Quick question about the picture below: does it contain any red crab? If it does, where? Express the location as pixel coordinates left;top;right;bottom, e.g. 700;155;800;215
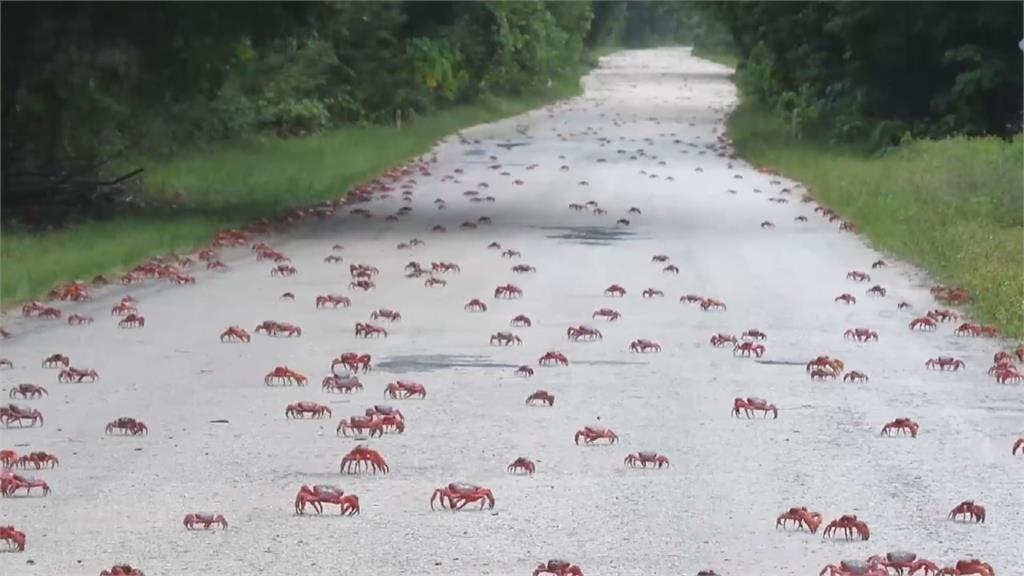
592;308;621;321
38;307;62;319
183;513;228;530
700;298;727;311
710;333;738;347
533;560;583;576
431;482;495;511
271;264;297;277
926;357;965;371
604;284;627;297
807;356;844;376
574;426;618;445
835;293;857;305
0;359;11;369
15;452;59;469
340;445;389;474
515;365;535;378
105;417;148;436
512;264;536;274
733;342;765;358
118;314;145;328
1;473;51;497
0;450;16;468
643;288;664;298
465;299;488;312
624;452;669;469
111;300;137;316
866;552;939;575
742;329;767;341
843;371;869;383
494;284;523;299
760;220;775;229
324;254;344;264
651;255;670;263
776;506;822;533
487;241;502;249
823;514;870;540
881;418;919;438
732;397;777;419
844;328;878;342
285;402;332;419
663;264;679;274
847;271;871;282
819;560;887;576
322;375;363;394
333;353;372;373
538;351;569;366
866;285;887;297
354;322;388;338
1;405;43;428
525;390;554;406
490;331;523;346
21;301;47;317
9;384;47;399
502;249;521;259
507;457;535;475
220;326;250;343
295;485;359;515
384;381;426;399
255;320;302;337
316;294;351;309
58;367;98;383
371;309;402;322
100;565;146;576
909;317;937;331
927;309;959;323
67;314;93;325
265;366;307;386
337;416;384;437
948;500;985;523
629;339;661;353
432;262;461;274
936;559;994;576
350;279;376;291
0;525;26;551
567;325;602;341
511;314;532;327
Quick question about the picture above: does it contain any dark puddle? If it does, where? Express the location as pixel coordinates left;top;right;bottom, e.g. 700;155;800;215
377;354;644;373
539;226;638;245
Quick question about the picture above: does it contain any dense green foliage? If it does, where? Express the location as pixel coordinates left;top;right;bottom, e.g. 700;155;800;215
2;2;603;222
706;2;1023;145
728;101;1024;337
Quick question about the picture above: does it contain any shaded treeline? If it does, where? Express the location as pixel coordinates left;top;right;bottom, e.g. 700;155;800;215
702;2;1023;146
0;1;698;223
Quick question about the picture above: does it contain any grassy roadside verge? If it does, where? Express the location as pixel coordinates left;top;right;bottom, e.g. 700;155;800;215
726;100;1024;338
1;75;586;307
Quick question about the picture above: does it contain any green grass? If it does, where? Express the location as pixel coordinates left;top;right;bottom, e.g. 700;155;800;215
692;46;738;70
1;75;586;306
728;101;1024;338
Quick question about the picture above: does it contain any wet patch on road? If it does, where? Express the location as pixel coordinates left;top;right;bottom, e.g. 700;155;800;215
540;226;639;245
377;354;521;373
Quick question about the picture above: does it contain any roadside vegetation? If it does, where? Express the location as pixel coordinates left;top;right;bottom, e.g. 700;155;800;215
692;2;1024;337
0;79;582;304
2;1;699;306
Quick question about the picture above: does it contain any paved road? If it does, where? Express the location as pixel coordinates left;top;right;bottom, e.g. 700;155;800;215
1;47;1019;576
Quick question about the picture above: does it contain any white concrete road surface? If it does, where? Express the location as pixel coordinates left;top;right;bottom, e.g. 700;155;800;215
1;47;1020;576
